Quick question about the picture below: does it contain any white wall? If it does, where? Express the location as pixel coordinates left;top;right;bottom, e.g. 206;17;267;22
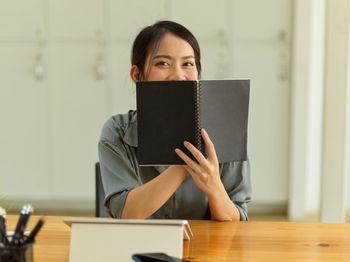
289;0;350;222
320;0;350;222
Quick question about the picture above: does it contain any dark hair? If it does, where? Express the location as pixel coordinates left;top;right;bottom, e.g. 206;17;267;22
131;20;201;79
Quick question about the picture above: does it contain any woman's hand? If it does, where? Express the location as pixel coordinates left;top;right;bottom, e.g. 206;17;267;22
175;129;225;198
175;128;241;221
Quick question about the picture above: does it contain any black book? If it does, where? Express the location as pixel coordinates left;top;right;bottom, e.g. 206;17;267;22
136;79;250;165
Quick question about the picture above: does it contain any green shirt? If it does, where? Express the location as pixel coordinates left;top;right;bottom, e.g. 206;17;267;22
98;110;252;220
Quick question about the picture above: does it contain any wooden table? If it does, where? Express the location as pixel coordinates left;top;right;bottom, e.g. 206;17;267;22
4;215;350;261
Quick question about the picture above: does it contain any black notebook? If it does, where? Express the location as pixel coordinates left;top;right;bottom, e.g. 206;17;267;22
136;79;250;165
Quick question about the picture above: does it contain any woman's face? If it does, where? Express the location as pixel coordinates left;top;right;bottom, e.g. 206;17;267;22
137;33;199;81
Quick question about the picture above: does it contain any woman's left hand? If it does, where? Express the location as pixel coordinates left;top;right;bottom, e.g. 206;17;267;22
175;129;225;197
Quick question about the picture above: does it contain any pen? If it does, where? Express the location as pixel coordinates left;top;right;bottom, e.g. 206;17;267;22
20;204;34;239
0;224;9;246
24;217;45;244
11;205;26;245
12;204;33;245
0;207;4;243
0;207;9;246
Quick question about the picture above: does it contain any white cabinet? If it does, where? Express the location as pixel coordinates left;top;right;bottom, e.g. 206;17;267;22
0;0;46;40
47;0;108;200
0;0;293;209
50;44;107;200
109;1;168;113
169;0;232;79
0;0;49;199
232;0;292;203
109;42;137;113
170;0;228;39
49;0;105;39
0;44;50;199
170;0;292;204
110;0;168;40
0;0;109;202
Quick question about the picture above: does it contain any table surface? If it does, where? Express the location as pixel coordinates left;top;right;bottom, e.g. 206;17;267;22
4;215;350;261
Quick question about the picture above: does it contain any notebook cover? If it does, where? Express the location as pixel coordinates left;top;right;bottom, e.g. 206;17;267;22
137;81;198;165
136;80;250;165
200;79;250;162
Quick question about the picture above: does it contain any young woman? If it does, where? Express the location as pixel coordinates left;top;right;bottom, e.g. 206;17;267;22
98;21;252;221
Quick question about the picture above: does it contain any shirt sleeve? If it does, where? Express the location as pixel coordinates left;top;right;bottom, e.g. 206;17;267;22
220;157;252;221
98;120;142;218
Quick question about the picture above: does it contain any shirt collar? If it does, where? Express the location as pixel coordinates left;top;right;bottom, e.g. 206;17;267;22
123;110;138;148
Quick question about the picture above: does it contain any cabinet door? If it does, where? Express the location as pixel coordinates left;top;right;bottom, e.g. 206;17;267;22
169;0;231;79
0;0;45;40
110;42;136;113
109;1;168;113
110;0;167;41
170;0;292;204
49;0;105;39
48;0;108;200
169;0;228;39
50;44;107;200
0;45;50;199
232;0;292;203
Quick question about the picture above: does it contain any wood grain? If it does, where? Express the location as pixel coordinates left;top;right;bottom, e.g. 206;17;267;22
184;220;350;261
4;215;350;261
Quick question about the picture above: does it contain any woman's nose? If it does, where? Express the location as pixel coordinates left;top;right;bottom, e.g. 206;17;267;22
167;67;186;81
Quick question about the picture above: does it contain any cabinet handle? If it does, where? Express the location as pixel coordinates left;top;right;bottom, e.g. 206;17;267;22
278;30;289;82
34;53;44;80
94;53;106;80
95;62;106;80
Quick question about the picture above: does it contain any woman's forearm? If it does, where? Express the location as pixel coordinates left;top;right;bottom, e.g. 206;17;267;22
207;185;241;221
121;166;188;219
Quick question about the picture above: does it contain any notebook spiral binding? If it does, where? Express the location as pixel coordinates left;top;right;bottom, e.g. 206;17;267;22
195;80;202;150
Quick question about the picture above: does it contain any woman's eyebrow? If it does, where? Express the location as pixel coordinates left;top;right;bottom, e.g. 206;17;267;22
182;55;195;60
152;55;195;60
152;55;171;60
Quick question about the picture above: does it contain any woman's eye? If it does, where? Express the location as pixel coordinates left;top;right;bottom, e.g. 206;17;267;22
155;61;169;66
183;62;194;67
